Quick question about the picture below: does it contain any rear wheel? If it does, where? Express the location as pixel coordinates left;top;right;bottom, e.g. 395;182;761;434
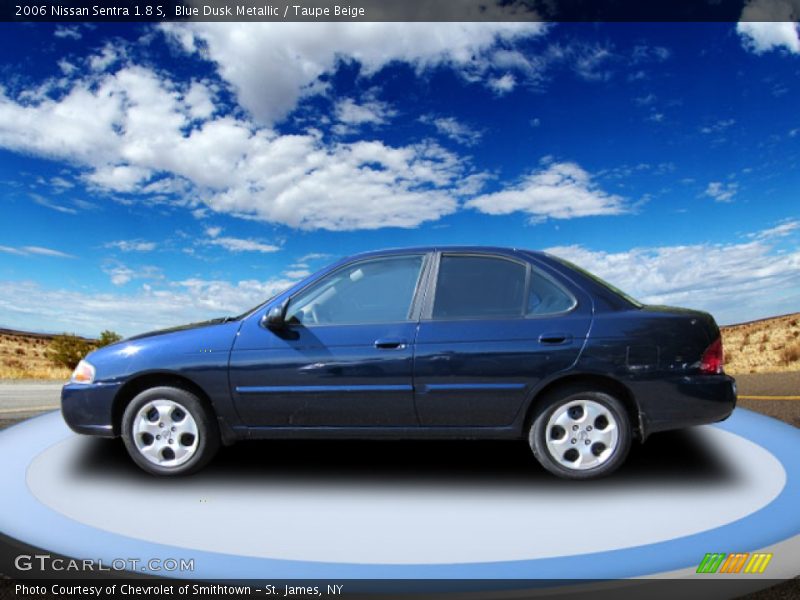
121;386;219;476
529;389;631;480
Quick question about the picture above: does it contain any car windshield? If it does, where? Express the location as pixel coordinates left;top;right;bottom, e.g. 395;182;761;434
547;254;644;308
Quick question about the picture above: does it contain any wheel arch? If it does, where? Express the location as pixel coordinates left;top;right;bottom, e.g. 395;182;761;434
112;372;216;437
522;373;643;440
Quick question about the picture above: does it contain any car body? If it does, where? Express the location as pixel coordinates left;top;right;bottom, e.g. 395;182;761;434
62;246;736;478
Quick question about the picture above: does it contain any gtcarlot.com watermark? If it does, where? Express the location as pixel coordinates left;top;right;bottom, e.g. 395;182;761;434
14;553;195;573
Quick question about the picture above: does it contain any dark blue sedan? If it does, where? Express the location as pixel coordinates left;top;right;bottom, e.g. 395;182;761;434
62;247;736;479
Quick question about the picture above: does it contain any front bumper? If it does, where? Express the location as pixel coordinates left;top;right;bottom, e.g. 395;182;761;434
61;381;122;437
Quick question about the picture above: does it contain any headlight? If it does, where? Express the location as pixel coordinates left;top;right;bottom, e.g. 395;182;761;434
70;360;96;384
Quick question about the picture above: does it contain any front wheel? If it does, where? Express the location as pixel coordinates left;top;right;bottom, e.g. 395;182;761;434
529;389;632;480
121;386;220;476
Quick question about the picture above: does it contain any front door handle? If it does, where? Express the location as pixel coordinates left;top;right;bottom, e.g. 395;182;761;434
539;333;572;345
374;338;407;350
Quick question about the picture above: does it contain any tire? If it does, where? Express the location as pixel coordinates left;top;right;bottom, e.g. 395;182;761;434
529;388;632;480
121;386;220;476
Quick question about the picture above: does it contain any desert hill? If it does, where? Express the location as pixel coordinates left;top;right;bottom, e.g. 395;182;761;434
720;312;800;375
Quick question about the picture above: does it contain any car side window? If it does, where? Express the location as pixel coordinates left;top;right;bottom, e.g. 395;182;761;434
432;255;526;319
285;255;424;326
527;270;576;315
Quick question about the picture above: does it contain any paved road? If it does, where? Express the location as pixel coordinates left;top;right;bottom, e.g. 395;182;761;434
733;372;800;429
0;380;63;418
735;372;800;397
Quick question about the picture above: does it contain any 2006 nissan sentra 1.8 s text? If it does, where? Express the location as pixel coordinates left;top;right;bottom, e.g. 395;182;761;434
62;246;736;479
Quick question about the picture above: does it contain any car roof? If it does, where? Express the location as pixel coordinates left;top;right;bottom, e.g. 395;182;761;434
345;246;547;260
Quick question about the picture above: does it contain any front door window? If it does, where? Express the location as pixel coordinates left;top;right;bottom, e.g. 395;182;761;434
286;255;424;326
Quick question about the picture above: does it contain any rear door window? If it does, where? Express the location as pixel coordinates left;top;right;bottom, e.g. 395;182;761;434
432;255;526;319
527;271;575;315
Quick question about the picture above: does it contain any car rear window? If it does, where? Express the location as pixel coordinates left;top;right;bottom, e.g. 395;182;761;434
545;253;643;308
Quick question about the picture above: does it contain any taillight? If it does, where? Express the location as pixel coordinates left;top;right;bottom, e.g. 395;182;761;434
699;336;724;374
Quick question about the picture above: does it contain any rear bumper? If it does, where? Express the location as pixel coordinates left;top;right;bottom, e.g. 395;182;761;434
635;374;737;437
61;381;121;438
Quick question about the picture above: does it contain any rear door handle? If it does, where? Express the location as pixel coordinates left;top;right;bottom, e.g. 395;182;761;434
539;333;572;345
374;338;407;350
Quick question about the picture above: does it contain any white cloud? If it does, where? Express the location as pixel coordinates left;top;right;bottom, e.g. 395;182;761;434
481;39;649;90
634;93;656;106
105;240;157;252
50;176;74;189
0;245;74;258
57;59;77;76
0;64;468;231
105;265;134;286
201;226;279;253
176;277;295;314
206;237;281;253
546;233;800;325
25;246;75;258
184;81;216;120
54;26;82;40
466;161;627;221
705;181;738;202
334;97;395;127
297;252;331;262
283;269;311;279
103;263;162;286
488;73;516;94
161;22;546;124
750;219;800;239
30;193;78;214
700;119;735;134
1;25;645;234
72;198;98;210
420;115;482;146
89;42;121;71
631;45;671;63
84;164;152;192
572;45;614;81
0;276;300;337
737;1;800;55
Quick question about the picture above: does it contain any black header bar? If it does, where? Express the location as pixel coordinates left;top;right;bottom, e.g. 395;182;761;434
4;0;800;23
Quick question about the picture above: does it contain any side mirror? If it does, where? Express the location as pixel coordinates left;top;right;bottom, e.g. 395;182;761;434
261;300;288;329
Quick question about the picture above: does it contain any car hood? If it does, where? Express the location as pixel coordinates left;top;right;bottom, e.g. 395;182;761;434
123;317;237;342
84;317;243;381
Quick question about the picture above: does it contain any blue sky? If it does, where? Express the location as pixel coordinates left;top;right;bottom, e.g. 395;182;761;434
0;21;799;336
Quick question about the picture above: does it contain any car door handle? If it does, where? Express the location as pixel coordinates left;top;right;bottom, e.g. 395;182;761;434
374;338;407;349
539;333;572;345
